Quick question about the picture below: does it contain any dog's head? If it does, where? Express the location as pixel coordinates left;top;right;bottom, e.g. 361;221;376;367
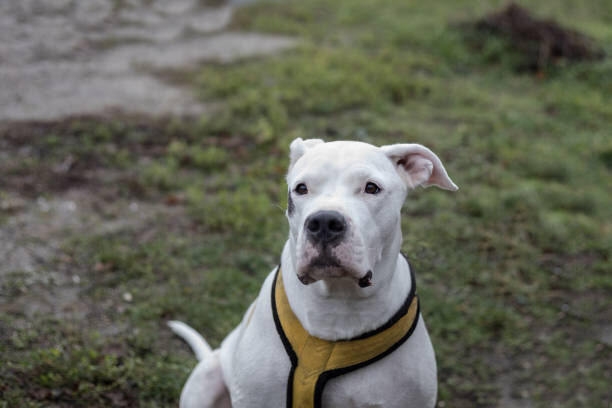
285;138;457;287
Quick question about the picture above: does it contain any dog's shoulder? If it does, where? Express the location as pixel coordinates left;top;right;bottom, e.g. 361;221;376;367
219;267;292;407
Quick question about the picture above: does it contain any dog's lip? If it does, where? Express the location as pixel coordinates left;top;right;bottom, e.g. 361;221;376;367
297;269;373;288
298;274;316;285
357;270;373;288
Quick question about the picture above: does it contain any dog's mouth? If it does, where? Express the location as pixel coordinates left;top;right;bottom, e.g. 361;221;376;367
295;223;373;288
357;270;373;287
297;254;373;288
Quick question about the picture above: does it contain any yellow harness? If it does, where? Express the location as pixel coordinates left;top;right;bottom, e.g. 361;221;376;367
271;265;420;408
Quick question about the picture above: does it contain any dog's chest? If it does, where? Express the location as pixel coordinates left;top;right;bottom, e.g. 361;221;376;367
228;331;432;408
228;337;414;408
320;343;437;407
221;272;437;408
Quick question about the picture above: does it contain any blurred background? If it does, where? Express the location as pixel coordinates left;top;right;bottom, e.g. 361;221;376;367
1;0;610;406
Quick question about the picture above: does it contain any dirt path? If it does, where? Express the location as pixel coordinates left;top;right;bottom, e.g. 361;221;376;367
0;0;295;121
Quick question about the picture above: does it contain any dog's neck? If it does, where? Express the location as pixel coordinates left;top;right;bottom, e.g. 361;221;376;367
280;231;412;341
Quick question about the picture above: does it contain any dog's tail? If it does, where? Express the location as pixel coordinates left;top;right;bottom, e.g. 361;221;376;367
167;320;212;361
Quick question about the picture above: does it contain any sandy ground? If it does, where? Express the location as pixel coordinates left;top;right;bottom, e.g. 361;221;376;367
0;0;295;121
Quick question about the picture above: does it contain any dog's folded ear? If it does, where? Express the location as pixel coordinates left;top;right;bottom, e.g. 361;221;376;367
289;138;324;170
380;143;458;191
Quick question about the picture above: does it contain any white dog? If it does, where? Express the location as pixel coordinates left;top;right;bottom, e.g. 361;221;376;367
169;138;458;408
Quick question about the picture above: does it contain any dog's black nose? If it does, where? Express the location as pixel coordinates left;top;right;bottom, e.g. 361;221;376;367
305;211;347;244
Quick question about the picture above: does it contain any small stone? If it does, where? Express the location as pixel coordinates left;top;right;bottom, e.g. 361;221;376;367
37;197;51;212
599;324;612;347
122;292;133;302
65;201;77;211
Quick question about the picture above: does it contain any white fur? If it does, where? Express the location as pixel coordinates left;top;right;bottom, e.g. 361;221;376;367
171;138;457;407
168;320;212;361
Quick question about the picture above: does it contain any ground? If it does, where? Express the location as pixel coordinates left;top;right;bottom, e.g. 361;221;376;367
1;0;611;407
0;0;293;121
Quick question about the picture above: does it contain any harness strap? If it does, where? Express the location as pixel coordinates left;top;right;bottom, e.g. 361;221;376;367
271;264;420;408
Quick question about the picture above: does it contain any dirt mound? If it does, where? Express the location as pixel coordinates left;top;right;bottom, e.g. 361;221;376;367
474;3;604;71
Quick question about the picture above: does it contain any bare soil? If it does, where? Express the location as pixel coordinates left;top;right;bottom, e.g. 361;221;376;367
0;0;295;121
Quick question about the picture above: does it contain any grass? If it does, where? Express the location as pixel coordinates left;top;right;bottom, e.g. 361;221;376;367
1;0;611;407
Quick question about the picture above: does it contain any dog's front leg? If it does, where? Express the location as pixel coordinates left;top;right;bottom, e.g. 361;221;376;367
180;350;231;408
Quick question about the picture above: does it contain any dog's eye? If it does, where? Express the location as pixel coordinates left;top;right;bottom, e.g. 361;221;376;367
295;183;308;195
364;182;381;195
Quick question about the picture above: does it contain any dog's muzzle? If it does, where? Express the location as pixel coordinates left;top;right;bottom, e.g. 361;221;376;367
298;210;372;287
